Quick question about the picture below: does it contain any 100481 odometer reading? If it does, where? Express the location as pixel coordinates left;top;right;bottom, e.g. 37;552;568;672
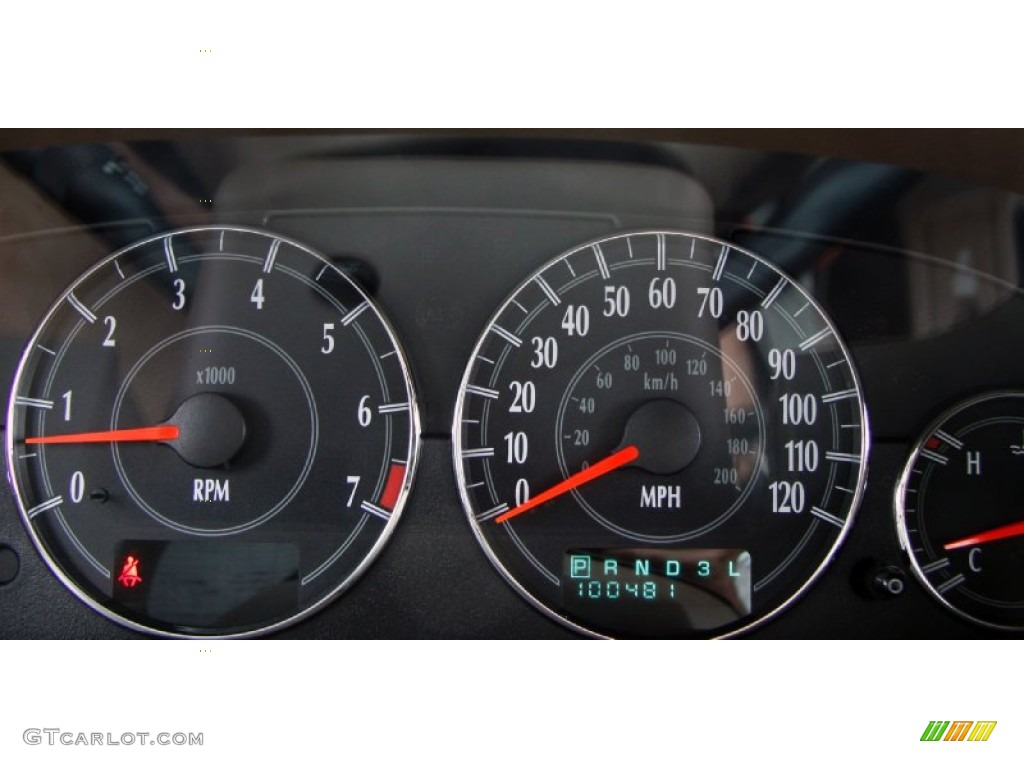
454;231;868;638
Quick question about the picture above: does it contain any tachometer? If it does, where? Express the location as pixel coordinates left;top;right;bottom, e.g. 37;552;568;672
453;231;868;638
6;226;419;637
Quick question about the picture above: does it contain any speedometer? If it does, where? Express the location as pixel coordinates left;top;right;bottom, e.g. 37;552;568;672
453;231;868;638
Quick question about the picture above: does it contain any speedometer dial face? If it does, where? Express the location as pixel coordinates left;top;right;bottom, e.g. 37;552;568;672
453;231;868;638
6;226;419;637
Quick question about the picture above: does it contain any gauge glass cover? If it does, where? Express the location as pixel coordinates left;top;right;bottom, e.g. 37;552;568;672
454;231;868;638
896;391;1024;631
6;226;419;637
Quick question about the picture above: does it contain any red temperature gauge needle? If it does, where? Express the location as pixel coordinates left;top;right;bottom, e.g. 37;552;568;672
495;444;639;524
25;425;180;445
944;520;1024;550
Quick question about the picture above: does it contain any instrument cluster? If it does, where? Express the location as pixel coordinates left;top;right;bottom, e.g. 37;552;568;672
0;132;1021;638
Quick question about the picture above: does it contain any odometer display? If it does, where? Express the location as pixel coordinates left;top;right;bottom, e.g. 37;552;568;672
562;548;752;635
454;231;867;638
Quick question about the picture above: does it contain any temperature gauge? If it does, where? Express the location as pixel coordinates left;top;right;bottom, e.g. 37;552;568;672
896;392;1024;631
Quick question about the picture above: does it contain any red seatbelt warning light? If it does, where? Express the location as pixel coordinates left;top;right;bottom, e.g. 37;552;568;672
117;555;142;588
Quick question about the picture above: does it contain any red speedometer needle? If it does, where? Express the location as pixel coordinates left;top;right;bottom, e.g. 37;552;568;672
495;444;639;524
944;521;1024;550
25;425;180;445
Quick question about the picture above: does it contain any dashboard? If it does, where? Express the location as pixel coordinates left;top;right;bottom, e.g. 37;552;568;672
0;129;1022;638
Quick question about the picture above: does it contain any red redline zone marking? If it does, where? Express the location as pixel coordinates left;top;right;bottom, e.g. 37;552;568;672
378;463;406;510
925;437;941;450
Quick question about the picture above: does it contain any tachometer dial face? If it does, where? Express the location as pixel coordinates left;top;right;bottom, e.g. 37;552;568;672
453;231;868;638
5;226;419;637
896;392;1024;631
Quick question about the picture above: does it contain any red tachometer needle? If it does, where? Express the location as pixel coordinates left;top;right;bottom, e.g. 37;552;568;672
25;425;180;445
944;521;1024;550
495;444;639;524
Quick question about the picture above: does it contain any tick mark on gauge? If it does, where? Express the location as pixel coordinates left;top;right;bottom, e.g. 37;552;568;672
67;293;96;324
36;345;55;356
712;246;728;281
921;557;950;575
490;325;522;347
164;237;178;273
810;506;845;528
593;244;610;280
466;385;500;399
113;260;125;280
934;430;964;450
462;448;495;459
534;276;561;306
761;279;785;308
798;328;832;351
656;234;666;271
920;448;949;466
794;302;810;317
476;503;509;523
821;388;858;403
360;500;391;521
341;301;369;326
262;239;281;273
936;573;966;594
377;402;409;414
825;451;861;464
27;496;63;519
15;396;54;409
511;299;527;313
